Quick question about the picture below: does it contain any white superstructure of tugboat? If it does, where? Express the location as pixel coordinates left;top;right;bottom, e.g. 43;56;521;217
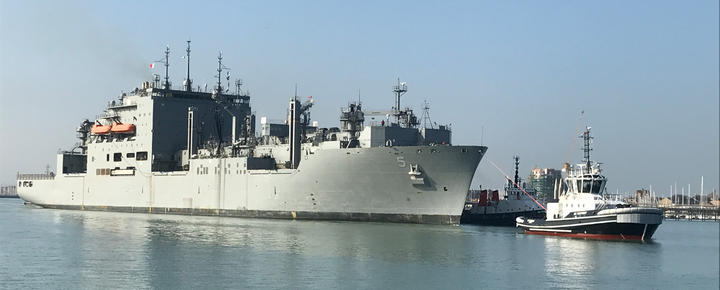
16;44;488;225
516;127;662;240
461;156;545;226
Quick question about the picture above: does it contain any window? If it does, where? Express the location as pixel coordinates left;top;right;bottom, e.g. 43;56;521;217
106;154;110;162
136;151;148;161
126;153;135;158
114;153;122;162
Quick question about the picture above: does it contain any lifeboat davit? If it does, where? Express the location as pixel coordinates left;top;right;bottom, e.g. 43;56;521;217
110;123;136;133
91;124;111;135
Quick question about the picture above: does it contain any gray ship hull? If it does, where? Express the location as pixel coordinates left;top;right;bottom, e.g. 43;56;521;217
19;145;486;225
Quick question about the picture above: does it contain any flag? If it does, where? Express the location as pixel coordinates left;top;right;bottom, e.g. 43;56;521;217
150;63;154;68
308;95;312;98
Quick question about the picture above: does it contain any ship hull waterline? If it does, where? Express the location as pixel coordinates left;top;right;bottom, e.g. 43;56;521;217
516;211;663;241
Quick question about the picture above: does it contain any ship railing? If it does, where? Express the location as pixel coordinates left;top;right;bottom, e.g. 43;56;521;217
57;149;85;155
96;111;119;120
17;173;55;180
107;100;138;109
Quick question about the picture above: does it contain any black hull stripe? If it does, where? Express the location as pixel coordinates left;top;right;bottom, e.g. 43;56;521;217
35;204;460;225
522;222;660;240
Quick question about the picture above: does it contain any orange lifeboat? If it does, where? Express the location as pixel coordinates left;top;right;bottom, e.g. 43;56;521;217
110;123;136;133
91;124;111;135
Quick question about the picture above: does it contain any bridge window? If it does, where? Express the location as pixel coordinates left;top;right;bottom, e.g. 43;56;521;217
136;151;148;161
114;153;122;162
126;153;135;158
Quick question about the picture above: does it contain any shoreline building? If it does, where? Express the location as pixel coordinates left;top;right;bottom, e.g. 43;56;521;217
527;167;563;204
0;185;18;197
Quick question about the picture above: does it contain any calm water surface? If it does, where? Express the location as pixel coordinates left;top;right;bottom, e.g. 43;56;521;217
1;198;717;289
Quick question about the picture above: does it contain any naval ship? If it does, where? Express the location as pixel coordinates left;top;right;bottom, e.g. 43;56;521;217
16;44;488;225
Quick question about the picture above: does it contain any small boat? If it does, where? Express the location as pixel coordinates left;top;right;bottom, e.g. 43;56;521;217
516;127;663;241
91;124;111;135
461;156;545;226
110;123;136;133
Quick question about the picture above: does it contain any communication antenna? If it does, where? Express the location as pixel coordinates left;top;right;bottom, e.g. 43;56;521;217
154;45;171;89
392;78;408;126
152;74;161;88
183;40;192;91
235;79;243;94
420;99;434;129
215;51;230;96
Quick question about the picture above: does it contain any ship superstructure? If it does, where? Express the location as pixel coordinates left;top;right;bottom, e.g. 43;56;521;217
17;45;488;225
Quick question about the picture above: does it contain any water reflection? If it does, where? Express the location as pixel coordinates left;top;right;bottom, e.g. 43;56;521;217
5;199;715;290
46;211;481;289
542;236;663;289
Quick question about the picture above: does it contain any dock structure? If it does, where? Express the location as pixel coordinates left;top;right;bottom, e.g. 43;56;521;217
660;205;720;221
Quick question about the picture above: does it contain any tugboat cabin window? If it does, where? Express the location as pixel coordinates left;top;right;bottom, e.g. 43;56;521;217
136;151;148;161
591;180;603;194
577;178;603;194
113;153;122;162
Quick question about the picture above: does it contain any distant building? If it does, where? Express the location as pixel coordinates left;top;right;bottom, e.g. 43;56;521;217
635;189;654;205
658;197;673;207
0;185;18;197
527;167;563;204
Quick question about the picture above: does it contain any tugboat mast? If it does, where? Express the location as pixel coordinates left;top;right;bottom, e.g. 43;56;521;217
581;127;593;174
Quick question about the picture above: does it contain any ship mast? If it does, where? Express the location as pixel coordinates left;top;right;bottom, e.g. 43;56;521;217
184;40;192;92
214;52;229;97
216;52;223;95
392;78;407;126
514;155;520;188
581;127;593;174
163;45;170;89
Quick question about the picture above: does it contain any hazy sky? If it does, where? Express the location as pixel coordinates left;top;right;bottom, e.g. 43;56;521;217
1;0;718;197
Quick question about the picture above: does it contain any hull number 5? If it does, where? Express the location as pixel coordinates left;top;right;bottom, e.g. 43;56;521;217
397;157;406;168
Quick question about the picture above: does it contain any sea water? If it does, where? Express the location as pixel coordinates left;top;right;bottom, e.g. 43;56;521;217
1;198;717;289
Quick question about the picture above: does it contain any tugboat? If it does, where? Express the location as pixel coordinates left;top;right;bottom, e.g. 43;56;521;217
516;127;663;240
461;156;546;226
